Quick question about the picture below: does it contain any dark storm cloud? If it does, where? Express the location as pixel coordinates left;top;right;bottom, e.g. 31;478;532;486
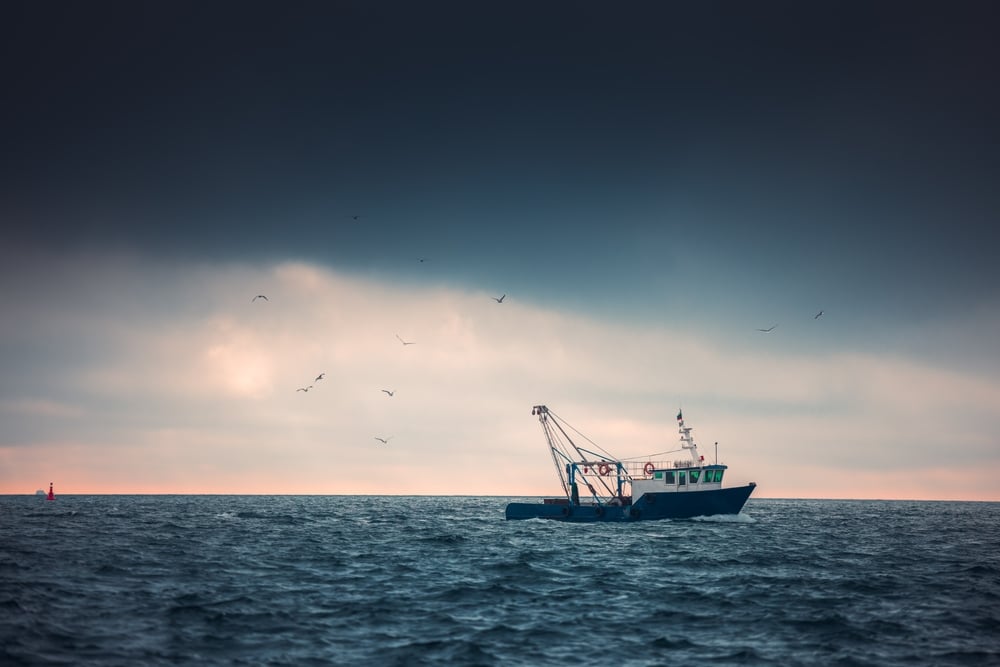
2;2;998;310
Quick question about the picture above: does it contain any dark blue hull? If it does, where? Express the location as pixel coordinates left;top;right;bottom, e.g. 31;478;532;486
505;483;756;522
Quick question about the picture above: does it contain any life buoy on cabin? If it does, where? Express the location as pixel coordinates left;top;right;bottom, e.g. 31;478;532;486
598;463;611;476
643;462;655;476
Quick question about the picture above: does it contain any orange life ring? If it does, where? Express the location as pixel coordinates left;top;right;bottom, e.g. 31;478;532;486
643;462;655;476
598;463;611;476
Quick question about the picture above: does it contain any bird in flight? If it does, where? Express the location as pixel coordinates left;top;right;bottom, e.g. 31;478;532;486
348;215;363;221
493;294;506;303
315;373;325;381
756;325;778;333
382;389;394;397
252;295;268;302
374;436;392;444
395;334;415;346
296;386;313;392
814;310;824;319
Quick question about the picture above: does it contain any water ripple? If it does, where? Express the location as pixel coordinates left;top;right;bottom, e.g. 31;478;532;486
1;496;998;665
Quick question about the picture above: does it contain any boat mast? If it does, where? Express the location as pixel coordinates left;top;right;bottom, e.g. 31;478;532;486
678;412;704;465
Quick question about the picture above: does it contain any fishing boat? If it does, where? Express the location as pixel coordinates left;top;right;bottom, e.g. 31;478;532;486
505;405;756;522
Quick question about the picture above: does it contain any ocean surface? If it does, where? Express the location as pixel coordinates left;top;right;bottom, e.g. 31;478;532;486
1;496;998;666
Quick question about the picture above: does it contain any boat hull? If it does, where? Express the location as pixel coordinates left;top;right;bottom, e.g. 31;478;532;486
505;483;756;522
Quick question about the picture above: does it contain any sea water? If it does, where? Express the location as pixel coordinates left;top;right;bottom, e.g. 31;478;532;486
1;496;998;666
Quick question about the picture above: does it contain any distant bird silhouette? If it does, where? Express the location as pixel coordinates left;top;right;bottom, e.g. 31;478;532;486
382;389;395;397
348;215;363;221
814;310;824;319
296;386;313;392
418;257;426;263
395;334;415;346
252;295;268;302
493;294;506;303
756;325;778;333
374;436;392;444
315;373;325;381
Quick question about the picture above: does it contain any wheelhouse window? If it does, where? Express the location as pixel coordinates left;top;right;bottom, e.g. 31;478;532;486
678;472;686;486
664;471;675;484
689;470;700;483
713;469;724;483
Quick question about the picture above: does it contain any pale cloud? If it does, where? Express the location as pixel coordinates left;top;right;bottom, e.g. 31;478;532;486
1;254;997;500
0;398;85;419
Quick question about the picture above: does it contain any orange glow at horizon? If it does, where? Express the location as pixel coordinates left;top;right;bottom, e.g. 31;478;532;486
4;446;997;502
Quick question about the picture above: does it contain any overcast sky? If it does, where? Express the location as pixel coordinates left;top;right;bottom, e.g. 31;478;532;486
2;2;998;499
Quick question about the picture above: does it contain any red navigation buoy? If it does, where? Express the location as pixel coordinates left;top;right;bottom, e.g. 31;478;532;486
47;482;55;501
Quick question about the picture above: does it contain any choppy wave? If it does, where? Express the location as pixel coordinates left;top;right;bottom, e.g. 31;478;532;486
692;511;756;523
1;496;998;666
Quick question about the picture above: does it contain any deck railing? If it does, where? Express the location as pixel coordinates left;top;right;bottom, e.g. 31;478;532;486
578;460;708;479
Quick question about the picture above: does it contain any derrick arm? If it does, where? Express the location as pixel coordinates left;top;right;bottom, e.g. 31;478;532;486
533;405;570;499
532;404;624;503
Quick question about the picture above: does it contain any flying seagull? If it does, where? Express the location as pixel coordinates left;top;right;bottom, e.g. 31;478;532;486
756;324;778;333
381;389;395;397
493;294;506;303
395;334;415;346
814;310;824;319
374;436;392;444
315;373;325;381
252;295;268;302
296;385;313;392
